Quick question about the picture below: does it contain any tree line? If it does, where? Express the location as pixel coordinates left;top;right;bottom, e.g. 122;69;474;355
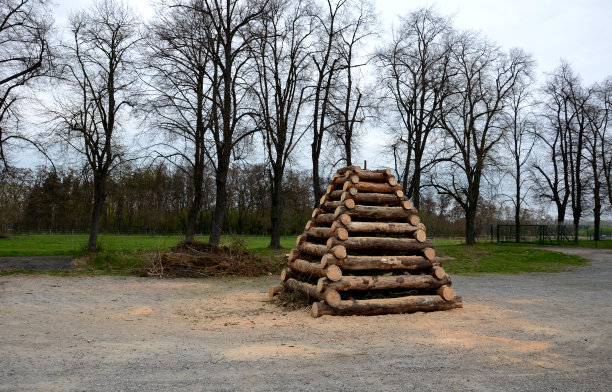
1;0;610;249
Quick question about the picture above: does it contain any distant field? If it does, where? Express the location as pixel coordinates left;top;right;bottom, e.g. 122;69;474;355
0;234;296;257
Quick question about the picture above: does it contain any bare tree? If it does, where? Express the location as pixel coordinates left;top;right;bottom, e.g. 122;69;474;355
49;0;140;251
501;79;536;241
601;78;612;208
249;0;313;248
584;79;610;240
377;8;453;209
328;0;375;167
144;0;214;241
201;0;266;246
532;62;574;225
308;0;345;206
430;32;533;245
0;0;52;172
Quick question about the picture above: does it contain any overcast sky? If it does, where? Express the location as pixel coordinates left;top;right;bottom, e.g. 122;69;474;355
23;0;612;170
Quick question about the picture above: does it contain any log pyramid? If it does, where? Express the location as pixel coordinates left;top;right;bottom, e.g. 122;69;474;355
270;165;463;317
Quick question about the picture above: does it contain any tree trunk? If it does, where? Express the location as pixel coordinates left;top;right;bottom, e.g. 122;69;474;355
465;204;477;245
593;174;601;241
88;173;107;252
185;163;203;242
269;169;283;249
209;161;229;246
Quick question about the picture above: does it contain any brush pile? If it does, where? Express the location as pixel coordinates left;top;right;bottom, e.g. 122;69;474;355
148;240;280;278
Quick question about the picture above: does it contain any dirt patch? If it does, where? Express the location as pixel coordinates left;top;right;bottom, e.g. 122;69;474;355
0;249;610;391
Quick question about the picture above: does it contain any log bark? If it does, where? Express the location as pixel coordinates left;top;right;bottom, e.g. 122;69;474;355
321;201;342;212
312;213;335;225
311;295;462;317
311;208;325;218
288;248;299;262
329;189;344;199
288;258;342;281
318;274;451;292
282;278;324;301
297;242;328;257
334;205;418;220
305;227;333;239
321;254;434;271
343;181;402;194
327;236;433;251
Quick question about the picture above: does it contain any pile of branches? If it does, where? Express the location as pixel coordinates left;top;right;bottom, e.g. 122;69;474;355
148;239;281;278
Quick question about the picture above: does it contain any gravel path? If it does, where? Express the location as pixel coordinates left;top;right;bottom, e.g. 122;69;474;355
0;248;610;391
0;256;75;272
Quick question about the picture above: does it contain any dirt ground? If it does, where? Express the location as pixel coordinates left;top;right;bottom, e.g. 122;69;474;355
1;248;610;391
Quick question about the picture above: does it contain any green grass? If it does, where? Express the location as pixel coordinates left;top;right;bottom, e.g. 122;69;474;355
0;233;598;277
0;233;297;256
437;243;589;275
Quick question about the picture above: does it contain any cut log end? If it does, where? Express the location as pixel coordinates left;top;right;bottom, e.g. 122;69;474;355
326;265;342;281
305;220;313;230
395;189;404;198
423;248;436;261
319;195;328;205
415;229;427;243
324;289;342;308
388;177;398;186
336;227;349;240
402;200;413;210
339;214;352;226
432;266;446;280
268;285;283;298
311;301;325;318
344;199;356;209
349;187;358;196
296;234;307;246
332;245;347;259
436;285;455;301
409;214;420;226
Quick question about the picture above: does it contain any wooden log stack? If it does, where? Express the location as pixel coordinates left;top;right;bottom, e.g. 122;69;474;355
269;166;462;317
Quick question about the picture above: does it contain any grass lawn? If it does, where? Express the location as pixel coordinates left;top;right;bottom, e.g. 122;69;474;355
0;233;296;257
0;233;594;276
437;243;588;274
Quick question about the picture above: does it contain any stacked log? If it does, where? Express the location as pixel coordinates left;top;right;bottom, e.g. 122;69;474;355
270;166;462;317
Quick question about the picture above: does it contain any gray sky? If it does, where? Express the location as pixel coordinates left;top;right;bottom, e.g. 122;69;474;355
21;0;611;170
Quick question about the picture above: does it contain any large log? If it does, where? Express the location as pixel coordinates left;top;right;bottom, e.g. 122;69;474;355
327;236;433;251
320;254;434;271
321;200;342;212
329;189;344;199
297;242;328;257
341;221;424;235
288;258;342;281
318;274;451;292
311;295;463;317
305;227;333;239
355;169;391;182
343;180;402;194
282;278;324;301
334;205;418;220
342;192;402;205
336;165;362;175
312;213;335;225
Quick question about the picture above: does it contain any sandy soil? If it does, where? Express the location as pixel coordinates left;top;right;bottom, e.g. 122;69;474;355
1;248;610;391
